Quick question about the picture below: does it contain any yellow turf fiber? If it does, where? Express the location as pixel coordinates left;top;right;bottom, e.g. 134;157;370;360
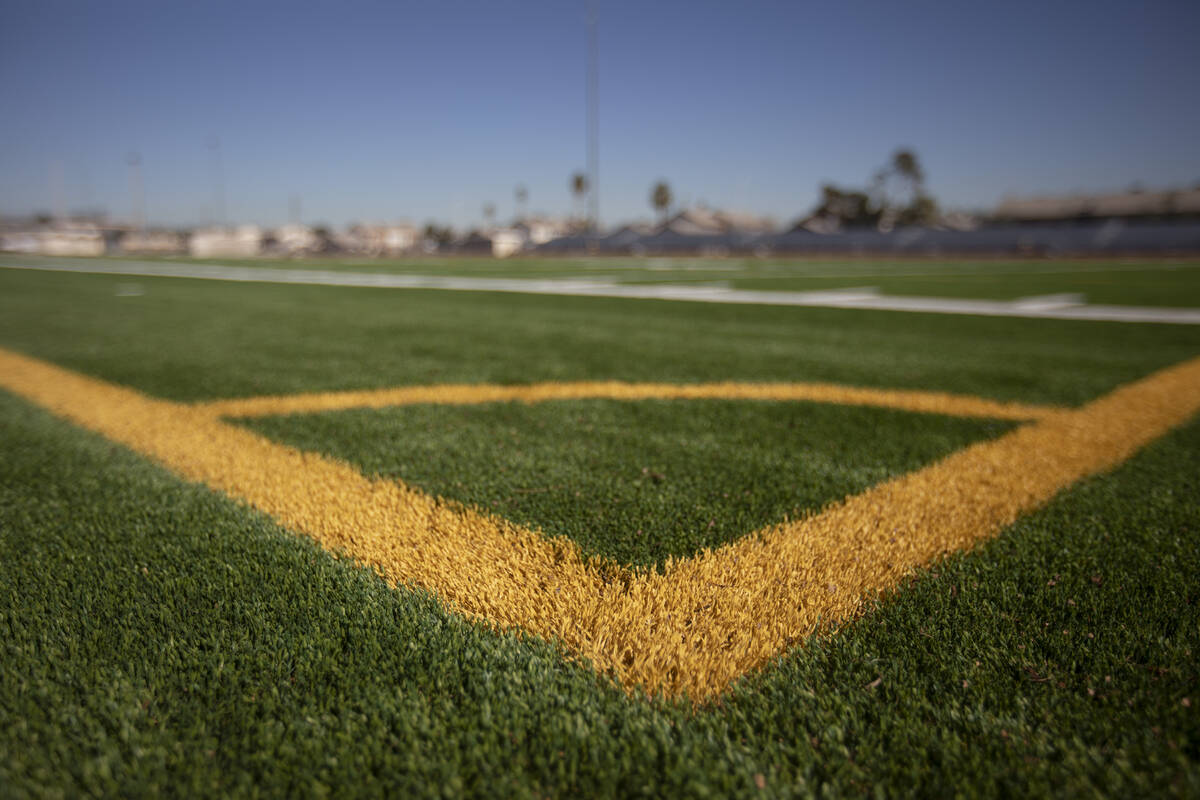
2;346;1197;700
195;380;1062;421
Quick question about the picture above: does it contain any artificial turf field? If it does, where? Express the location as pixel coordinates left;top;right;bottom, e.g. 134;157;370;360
1;258;1199;796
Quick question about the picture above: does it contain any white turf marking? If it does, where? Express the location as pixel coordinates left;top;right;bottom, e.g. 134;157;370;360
5;259;1200;325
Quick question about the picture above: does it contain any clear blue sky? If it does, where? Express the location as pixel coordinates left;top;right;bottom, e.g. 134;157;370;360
2;0;1198;229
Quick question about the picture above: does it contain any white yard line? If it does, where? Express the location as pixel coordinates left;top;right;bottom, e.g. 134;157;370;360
5;259;1200;324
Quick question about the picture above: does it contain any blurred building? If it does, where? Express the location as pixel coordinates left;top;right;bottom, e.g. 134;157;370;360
340;223;419;256
189;226;264;258
271;224;322;256
995;188;1200;223
450;220;576;257
660;207;777;235
0;231;40;253
489;228;524;258
455;228;525;258
604;222;656;250
120;230;186;255
0;221;107;256
40;226;106;256
513;217;572;246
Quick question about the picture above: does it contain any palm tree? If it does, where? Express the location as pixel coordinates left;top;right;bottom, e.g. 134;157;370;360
871;149;934;229
570;172;589;227
514;184;528;221
890;150;937;225
892;150;922;185
651;181;673;223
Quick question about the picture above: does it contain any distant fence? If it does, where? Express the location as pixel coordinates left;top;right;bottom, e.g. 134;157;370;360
536;220;1200;256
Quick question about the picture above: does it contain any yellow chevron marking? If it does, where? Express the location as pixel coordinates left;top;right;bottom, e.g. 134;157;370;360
2;346;1197;700
194;380;1062;421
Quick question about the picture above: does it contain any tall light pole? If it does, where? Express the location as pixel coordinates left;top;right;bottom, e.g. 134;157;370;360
586;2;599;233
205;135;226;227
49;160;66;224
126;151;145;231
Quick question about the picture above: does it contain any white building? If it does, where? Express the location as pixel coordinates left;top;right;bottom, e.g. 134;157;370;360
272;224;320;256
0;231;41;253
43;228;107;256
514;217;572;246
0;224;107;256
120;230;185;255
660;207;777;235
489;228;525;258
383;225;417;253
344;223;419;256
189;226;264;258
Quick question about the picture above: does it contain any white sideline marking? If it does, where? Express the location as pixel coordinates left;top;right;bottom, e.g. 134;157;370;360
4;259;1200;325
1010;293;1084;311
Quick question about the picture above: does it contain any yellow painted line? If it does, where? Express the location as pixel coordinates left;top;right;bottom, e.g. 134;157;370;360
2;346;1198;700
194;380;1062;422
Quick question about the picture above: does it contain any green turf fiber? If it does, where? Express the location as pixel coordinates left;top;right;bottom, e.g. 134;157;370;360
2;383;1197;796
2;263;1198;796
240;399;1012;567
7;253;1199;306
2;268;1200;407
722;265;1200;306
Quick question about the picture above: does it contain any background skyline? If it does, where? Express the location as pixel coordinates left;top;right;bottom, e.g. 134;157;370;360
2;0;1199;230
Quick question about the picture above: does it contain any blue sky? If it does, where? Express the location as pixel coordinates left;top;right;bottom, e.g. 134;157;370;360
2;0;1198;229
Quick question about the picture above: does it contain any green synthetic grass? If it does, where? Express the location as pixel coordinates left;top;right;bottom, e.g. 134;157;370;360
2;387;1197;797
3;268;1200;406
241;399;1012;568
720;265;1200;307
2;264;1198;795
7;253;1199;306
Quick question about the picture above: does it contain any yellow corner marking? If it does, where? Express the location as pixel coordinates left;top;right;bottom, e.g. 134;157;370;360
194;380;1062;421
2;346;1198;700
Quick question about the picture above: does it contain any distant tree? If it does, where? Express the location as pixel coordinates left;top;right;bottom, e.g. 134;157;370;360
808;184;879;228
897;192;939;226
890;149;924;213
651;181;673;222
803;148;938;231
871;149;937;227
571;172;588;223
514;184;528;220
308;224;334;253
892;149;923;185
423;222;454;247
483;203;496;226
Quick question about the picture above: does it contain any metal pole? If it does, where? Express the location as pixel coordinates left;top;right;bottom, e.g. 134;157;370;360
586;3;599;233
126;152;145;231
206;135;226;227
50;161;66;224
